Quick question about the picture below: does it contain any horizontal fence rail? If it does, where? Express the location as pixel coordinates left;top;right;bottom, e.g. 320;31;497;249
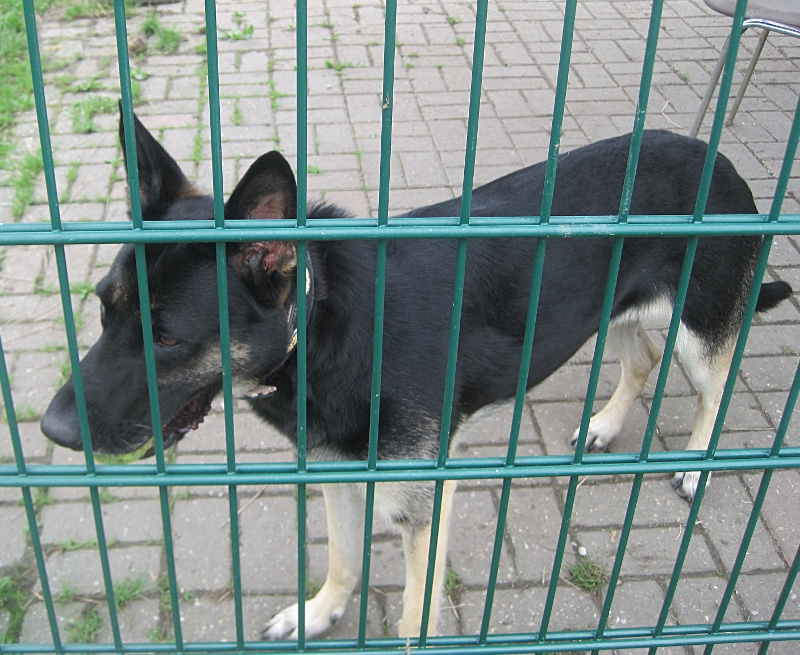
1;0;798;653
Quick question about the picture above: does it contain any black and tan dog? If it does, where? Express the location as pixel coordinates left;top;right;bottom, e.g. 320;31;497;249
42;114;791;639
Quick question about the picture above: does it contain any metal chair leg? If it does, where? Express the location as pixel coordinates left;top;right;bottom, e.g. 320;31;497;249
726;28;769;126
690;33;731;137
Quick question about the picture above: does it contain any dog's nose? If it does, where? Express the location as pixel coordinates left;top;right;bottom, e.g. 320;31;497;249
40;385;85;451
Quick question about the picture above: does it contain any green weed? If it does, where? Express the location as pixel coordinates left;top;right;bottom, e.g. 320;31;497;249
232;95;242;126
141;13;184;53
223;11;254;40
305;577;323;600
324;60;354;73
0;575;27;643
98;487;116;503
114;575;147;609
267;80;287;112
192;132;202;166
55;537;97;552
70;280;96;301
447;15;461;24
11;150;44;219
58;360;71;386
455;36;465;46
55;582;78;604
70;94;117;133
63;0;111;20
65;604;103;643
444;568;465;604
9;404;39;423
307;165;322;175
33;488;55;507
223;23;254;40
70;76;106;93
568;557;605;594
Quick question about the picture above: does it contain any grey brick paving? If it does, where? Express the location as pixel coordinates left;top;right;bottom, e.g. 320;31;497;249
1;0;799;651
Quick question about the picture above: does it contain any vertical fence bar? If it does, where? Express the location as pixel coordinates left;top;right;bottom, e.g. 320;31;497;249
648;3;751;649
357;0;398;645
203;0;246;647
591;1;665;647
22;1;116;652
760;534;800;654
536;0;578;641
417;0;490;645
114;0;186;646
0;336;63;654
478;238;547;643
704;85;800;655
295;0;309;645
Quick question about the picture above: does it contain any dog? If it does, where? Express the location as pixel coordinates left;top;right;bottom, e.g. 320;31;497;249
41;113;791;640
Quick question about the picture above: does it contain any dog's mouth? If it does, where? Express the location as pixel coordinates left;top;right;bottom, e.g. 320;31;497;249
141;387;216;458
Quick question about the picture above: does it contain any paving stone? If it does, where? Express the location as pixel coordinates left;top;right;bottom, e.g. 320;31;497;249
698;475;784;574
505;486;562;582
381;589;461;638
455;400;538;448
19;601;84;644
605;579;667;633
673;575;744;628
172;498;232;592
238;494;298;594
96;599;160;644
734;572;800;622
0;505;27;567
35;546;161;597
459;585;598;635
742;470;800;560
40;499;164;545
580;526;716;577
449;488;514;587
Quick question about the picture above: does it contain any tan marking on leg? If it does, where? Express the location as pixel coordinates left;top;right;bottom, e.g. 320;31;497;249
574;320;662;449
397;479;457;638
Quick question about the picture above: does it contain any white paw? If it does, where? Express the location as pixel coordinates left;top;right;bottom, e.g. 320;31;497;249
570;418;619;452
672;471;710;501
262;597;345;641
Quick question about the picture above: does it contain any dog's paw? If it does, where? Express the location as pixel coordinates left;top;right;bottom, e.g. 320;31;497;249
672;471;710;501
262;597;345;641
570;419;619;452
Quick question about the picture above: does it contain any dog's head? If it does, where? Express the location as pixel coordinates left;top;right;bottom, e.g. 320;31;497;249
41;112;303;457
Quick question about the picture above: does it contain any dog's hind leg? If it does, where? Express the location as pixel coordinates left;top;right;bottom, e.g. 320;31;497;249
263;483;364;640
571;319;662;452
397;479;457;639
671;327;735;501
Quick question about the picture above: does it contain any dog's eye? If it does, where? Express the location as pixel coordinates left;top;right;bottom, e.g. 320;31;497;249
100;304;106;326
156;335;179;347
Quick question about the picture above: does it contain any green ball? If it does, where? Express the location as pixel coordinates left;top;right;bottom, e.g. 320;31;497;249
94;439;153;465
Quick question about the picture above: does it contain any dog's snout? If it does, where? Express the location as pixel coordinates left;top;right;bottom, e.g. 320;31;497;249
40;384;84;451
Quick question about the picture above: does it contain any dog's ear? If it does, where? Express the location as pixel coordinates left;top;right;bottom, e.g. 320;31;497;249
225;151;298;275
118;107;193;217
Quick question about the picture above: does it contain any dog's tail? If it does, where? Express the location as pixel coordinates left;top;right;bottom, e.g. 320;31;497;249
756;281;793;313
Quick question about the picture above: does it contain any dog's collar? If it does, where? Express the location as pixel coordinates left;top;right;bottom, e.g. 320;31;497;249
284;251;314;355
244;251;314;400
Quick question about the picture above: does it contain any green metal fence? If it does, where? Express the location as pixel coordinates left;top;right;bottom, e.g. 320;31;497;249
1;0;800;653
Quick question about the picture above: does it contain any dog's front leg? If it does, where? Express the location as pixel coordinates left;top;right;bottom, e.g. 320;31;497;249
263;483;364;640
397;479;456;639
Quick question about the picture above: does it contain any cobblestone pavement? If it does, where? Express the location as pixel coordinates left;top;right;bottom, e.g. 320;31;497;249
1;0;799;652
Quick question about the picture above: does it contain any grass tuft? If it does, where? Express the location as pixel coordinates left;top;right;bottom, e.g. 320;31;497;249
114;575;147;609
568;557;605;594
0;575;27;643
65;604;103;643
70;94;117;134
10;150;43;219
